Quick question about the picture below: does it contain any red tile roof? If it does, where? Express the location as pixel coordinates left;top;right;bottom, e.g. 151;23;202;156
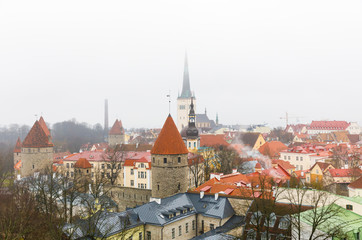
74;158;92;168
272;159;295;171
124;157;151;168
22;121;53;148
308;121;350;130
39;116;51;137
348;176;362;189
151;115;188;155
259;141;287;158
200;134;230;147
14;137;22;153
328;168;362;178
109;119;125;135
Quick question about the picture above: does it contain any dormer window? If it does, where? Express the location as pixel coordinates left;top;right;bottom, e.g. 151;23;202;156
251;211;262;225
279;215;290;229
265;212;276;227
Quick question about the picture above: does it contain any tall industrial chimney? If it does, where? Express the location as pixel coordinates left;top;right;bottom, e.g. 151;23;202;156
104;99;109;141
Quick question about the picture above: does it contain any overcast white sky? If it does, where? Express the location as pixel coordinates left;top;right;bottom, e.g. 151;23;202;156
0;0;361;129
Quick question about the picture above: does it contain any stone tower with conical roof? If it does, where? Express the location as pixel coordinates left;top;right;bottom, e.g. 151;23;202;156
177;52;196;131
21;118;54;177
108;119;125;146
151;115;189;199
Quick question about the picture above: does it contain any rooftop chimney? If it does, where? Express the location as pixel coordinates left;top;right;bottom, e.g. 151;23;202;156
232;168;238;174
200;191;204;199
215;193;219;201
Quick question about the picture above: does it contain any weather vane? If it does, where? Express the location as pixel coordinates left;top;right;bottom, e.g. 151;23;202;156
166;90;171;114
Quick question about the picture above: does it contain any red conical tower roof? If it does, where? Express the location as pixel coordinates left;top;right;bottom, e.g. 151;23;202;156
22;121;53;148
39;116;51;137
74;158;92;169
109;119;125;135
151;115;188;155
14;137;22;153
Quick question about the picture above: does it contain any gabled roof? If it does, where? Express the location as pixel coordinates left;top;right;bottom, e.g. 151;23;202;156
259;141;287;158
151;115;188;155
328;168;362;178
348;176;362;189
310;162;334;172
39;116;51;137
200;134;230;147
14;137;22;153
74;158;92;168
236;132;262;147
109;119;125;135
272;159;295;171
22;121;53;148
308;121;350;130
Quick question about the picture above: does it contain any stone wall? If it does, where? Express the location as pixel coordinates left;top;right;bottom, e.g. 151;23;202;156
108;186;152;211
21;147;53;177
151;154;188;199
108;134;125;146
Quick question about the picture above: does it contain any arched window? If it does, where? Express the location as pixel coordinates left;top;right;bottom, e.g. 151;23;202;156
278;215;290;229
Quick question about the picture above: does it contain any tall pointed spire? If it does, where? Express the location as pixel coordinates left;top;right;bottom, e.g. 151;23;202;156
180;51;192;98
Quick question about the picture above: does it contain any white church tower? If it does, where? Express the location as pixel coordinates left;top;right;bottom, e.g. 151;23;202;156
177;53;196;131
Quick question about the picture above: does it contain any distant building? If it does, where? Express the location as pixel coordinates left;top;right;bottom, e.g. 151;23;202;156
177;54;196;131
307;121;361;135
19;117;54;177
108;119;125;146
181;98;200;152
123;157;152;190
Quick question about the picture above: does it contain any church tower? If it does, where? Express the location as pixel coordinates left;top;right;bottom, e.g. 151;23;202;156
151;115;189;199
181;98;200;152
177;53;196;131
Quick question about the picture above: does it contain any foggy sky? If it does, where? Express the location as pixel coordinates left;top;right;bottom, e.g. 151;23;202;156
1;0;361;129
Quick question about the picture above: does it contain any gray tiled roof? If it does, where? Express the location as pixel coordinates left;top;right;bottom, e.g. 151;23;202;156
132;193;235;226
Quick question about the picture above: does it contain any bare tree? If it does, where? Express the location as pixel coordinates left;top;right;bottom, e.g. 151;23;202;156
280;185;344;240
188;154;205;188
102;145;126;186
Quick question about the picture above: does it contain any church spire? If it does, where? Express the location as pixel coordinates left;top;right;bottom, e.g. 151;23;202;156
180;52;192;98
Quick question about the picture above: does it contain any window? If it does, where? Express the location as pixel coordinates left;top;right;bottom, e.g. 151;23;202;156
179;225;182;236
261;232;270;240
346;204;353;210
296;157;299;161
185;223;189;233
210;224;215;230
138;183;140;188
138;172;140;178
188;142;191;148
131;169;134;175
251;211;261;225
178;157;181;163
141;172;144;178
157;184;160;190
138;232;142;240
146;231;151;240
192;220;195;230
172;228;175;239
288;156;290;160
284;156;286;160
71;163;74;168
247;230;256;240
265;212;276;227
107;164;111;169
300;165;303;170
164;158;167;163
66;163;69;168
194;142;196;148
145;172;147;178
300;157;303;161
279;216;290;229
131;180;134;186
101;164;105;169
71;172;74;177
